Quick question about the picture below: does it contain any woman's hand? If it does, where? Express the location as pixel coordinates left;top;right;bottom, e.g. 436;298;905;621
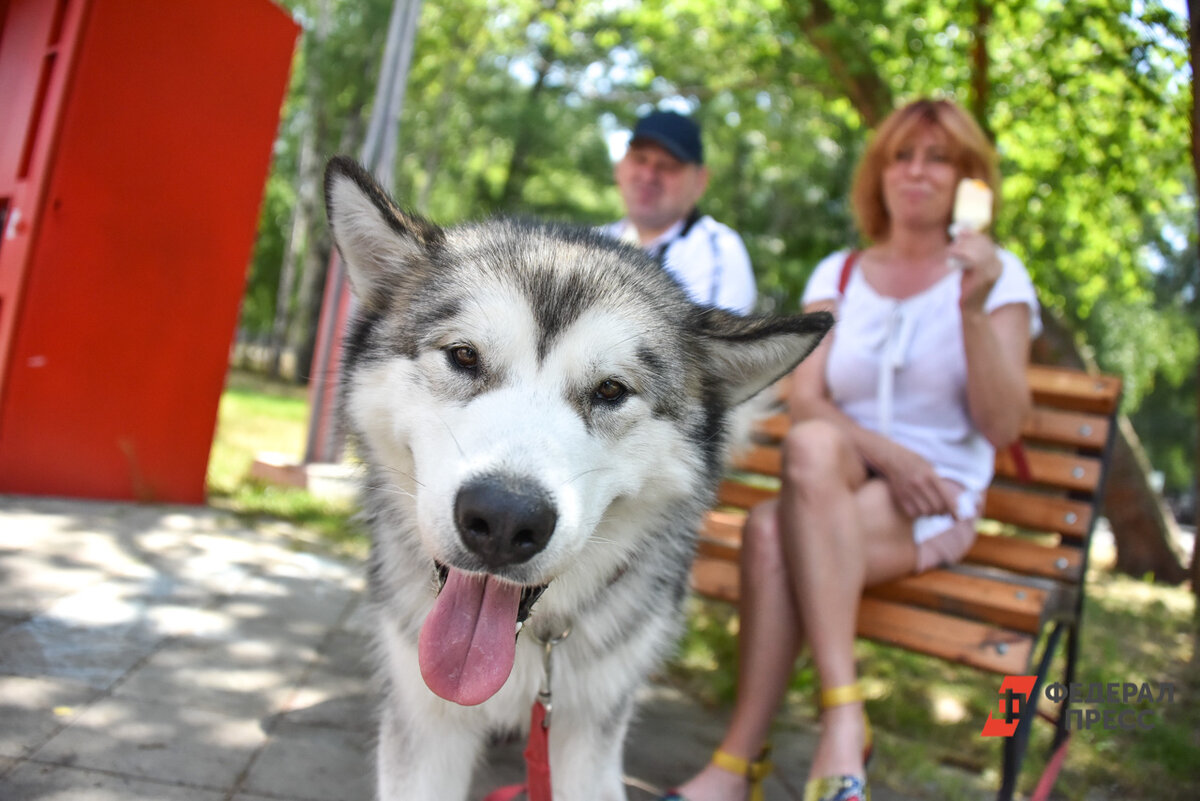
872;439;960;520
949;229;1002;315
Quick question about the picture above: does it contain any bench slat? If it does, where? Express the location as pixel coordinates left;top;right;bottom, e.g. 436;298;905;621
864;569;1053;633
982;486;1092;539
702;514;1085;584
692;564;1040;674
993;446;1101;492
729;445;782;477
716;480;777;511
1027;365;1122;414
757;406;1111;452
1022;407;1110;451
962;532;1083;582
855;597;1034;674
691;556;740;604
754;412;790;440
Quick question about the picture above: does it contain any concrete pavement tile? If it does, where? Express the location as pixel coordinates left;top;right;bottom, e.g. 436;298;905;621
0;613;25;637
0;548;109;619
36;574;221;638
239;722;373;801
33;695;267;789
153;548;258;597
313;627;373;679
114;638;313;718
0;617;162;689
271;629;373;731
0;503;193;580
232;795;352;801
0;761;226;800
257;546;362;586
468;736;527;799
196;611;330;661
622;683;728;797
277;674;375;733
0;676;103;758
763;725;822;800
221;572;359;631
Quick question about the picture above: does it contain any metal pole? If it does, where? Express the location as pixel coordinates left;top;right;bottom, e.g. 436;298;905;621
303;0;424;465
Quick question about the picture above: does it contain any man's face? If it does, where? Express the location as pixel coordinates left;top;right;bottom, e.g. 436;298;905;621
614;141;709;236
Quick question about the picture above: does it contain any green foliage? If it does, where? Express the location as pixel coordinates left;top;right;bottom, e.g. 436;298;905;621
1132;235;1200;493
248;0;1196;491
242;172;295;337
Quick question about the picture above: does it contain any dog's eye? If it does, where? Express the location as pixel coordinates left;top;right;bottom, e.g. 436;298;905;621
448;345;479;371
593;379;627;403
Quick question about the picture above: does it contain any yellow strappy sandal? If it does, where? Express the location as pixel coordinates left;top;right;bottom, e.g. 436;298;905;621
659;745;773;801
712;745;773;801
802;684;872;801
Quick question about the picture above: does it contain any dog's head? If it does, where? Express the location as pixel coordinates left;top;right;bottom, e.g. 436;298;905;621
325;157;831;704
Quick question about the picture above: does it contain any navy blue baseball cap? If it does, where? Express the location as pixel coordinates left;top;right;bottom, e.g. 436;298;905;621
630;111;703;164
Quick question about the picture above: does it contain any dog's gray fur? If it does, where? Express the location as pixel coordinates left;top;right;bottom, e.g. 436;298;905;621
324;156;832;800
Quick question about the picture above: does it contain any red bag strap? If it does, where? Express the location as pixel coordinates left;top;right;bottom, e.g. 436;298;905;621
1008;441;1033;483
837;249;861;297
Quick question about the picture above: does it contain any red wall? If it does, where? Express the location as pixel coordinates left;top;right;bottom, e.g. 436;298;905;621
0;0;299;503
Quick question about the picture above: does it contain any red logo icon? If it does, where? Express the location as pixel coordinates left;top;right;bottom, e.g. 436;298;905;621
982;675;1037;737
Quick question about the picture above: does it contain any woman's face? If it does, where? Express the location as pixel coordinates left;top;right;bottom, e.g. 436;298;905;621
881;123;959;234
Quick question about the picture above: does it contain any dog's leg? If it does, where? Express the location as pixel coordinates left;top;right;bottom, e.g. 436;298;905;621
547;697;634;801
376;699;483;801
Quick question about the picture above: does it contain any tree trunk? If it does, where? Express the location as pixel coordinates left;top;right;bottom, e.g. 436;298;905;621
1034;311;1188;584
970;0;994;142
416;55;463;212
783;0;892;126
495;57;549;210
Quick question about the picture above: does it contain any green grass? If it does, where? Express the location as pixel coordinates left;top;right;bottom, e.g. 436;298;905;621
207;368;1198;798
206;369;366;555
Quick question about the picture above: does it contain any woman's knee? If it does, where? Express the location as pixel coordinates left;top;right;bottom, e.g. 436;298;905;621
781;419;852;492
743;501;785;571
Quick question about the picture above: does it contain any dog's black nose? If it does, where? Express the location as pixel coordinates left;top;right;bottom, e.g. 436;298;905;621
454;475;557;568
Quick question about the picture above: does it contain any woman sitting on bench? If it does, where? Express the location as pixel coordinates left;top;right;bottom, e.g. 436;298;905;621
661;98;1042;801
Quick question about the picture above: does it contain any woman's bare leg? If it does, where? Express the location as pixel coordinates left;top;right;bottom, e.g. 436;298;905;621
668;500;802;800
775;420;916;781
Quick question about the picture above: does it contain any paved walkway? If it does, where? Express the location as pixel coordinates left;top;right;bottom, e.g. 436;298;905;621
0;495;920;801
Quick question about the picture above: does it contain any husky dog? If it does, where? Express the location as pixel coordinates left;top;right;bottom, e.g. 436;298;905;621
324;156;831;801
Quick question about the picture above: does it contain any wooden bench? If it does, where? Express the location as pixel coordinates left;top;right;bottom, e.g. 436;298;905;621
690;364;1123;801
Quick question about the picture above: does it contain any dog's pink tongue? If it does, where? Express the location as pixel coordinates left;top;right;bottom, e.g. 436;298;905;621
419;568;521;706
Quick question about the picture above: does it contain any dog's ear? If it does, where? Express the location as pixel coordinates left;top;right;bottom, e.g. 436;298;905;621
323;156;444;309
698;309;834;407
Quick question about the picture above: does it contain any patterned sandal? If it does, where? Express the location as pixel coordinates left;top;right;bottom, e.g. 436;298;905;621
803;775;869;801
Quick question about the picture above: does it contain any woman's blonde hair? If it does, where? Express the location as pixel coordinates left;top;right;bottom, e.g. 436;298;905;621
850;98;999;243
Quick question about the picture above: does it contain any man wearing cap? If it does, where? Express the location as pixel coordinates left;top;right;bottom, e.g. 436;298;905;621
601;110;757;314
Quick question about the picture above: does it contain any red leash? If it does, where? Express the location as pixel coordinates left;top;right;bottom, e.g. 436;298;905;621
482;701;552;801
482;628;570;801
